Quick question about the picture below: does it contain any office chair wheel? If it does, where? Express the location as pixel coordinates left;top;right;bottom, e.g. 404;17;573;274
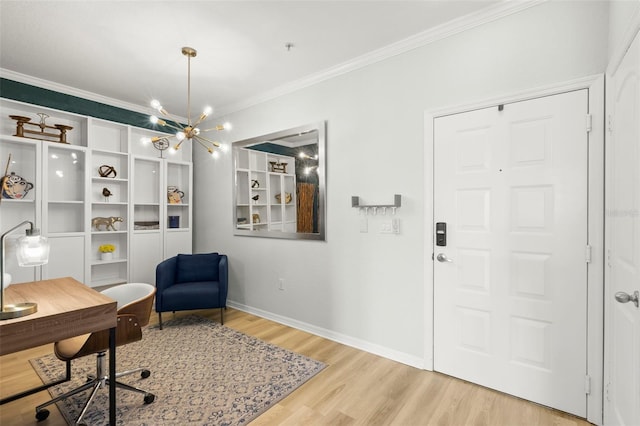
141;369;151;379
35;408;50;421
144;393;155;404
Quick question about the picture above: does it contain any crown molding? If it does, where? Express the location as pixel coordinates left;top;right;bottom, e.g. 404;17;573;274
217;0;545;116
2;1;544;119
0;68;148;114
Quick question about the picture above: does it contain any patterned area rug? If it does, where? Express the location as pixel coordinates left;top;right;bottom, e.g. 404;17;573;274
31;315;326;425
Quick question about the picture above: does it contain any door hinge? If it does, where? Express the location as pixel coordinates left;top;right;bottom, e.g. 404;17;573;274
607;115;613;133
585;375;591;395
585;245;592;263
586;114;593;133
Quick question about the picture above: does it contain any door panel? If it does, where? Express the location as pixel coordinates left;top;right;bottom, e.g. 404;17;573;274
604;28;640;426
434;90;589;416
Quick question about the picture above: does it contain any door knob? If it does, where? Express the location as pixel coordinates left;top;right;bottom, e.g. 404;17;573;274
436;253;453;263
615;291;639;308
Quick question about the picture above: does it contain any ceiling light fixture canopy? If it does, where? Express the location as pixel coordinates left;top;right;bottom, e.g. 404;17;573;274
143;46;231;157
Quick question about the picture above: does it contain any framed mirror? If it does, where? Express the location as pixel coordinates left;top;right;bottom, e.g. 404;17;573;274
232;121;326;240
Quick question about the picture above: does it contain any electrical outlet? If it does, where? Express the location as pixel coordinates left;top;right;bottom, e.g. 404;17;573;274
278;278;285;291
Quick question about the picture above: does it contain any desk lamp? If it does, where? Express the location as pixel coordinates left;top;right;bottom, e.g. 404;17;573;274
0;220;50;320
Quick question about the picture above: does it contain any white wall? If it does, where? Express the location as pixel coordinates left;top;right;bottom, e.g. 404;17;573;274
194;0;609;365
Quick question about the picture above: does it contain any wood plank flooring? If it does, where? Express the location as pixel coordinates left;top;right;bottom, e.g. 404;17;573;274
0;308;593;425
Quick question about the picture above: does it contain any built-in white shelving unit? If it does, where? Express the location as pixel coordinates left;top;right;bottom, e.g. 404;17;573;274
235;148;296;232
0;98;192;287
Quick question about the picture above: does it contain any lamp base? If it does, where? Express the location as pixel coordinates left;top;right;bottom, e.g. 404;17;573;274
0;302;38;320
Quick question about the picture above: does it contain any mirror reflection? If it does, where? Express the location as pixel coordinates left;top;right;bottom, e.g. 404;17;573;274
232;121;325;240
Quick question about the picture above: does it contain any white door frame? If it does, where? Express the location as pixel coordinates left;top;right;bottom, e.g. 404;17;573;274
424;74;605;425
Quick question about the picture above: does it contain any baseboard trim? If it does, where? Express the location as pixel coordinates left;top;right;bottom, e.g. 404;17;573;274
227;300;425;370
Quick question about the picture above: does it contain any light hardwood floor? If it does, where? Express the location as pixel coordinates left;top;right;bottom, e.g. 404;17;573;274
1;308;593;425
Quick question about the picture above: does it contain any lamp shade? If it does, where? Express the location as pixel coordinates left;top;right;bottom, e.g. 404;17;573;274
16;233;49;266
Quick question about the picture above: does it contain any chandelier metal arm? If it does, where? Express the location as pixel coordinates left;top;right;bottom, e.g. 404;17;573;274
193;136;216;154
200;124;226;132
194;134;221;148
158;119;185;133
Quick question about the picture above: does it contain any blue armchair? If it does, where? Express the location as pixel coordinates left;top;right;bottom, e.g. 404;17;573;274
155;252;228;329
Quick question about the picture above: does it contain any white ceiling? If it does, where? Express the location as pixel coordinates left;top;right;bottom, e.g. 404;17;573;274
0;1;504;119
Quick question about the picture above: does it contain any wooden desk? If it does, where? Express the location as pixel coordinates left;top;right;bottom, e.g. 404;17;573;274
0;277;118;424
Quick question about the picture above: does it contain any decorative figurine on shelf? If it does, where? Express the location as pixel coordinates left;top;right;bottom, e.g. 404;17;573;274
102;187;112;202
251;179;260;188
251;194;260;203
269;161;288;173
167;186;184;204
2;171;34;200
252;213;261;224
9;113;73;144
98;165;117;178
91;216;123;231
99;244;115;261
275;192;292;204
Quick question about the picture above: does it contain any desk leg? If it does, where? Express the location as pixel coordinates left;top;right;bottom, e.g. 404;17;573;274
109;326;116;425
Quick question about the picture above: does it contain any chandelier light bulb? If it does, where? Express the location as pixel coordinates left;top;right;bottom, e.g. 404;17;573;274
150;99;162;110
150;115;159;124
176;131;186;141
223;122;232;131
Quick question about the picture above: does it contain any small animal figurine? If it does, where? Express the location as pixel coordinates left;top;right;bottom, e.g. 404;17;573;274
102;187;112;201
91;216;123;231
252;194;260;203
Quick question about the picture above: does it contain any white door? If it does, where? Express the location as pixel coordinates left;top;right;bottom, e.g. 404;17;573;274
434;90;589;416
604;29;640;426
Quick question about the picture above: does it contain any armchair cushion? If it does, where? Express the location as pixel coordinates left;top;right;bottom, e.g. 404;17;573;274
176;252;220;283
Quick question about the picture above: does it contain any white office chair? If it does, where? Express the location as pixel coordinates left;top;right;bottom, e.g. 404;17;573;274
35;283;156;425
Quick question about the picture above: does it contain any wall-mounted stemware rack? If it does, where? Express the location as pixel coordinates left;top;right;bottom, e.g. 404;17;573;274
351;194;401;215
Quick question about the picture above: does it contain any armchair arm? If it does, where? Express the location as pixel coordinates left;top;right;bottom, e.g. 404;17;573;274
155;256;177;311
219;255;228;306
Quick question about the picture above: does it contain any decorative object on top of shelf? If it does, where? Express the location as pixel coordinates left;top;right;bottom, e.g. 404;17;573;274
91;216;123;231
2;171;34;200
269;161;288;173
150;137;170;158
143;46;231;158
1;220;50;319
9;113;73;144
251;179;260;188
167;186;184;204
98;165;117;178
101;187;112;202
275;192;292;204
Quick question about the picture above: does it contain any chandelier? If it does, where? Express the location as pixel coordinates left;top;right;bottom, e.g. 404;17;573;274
144;47;230;157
